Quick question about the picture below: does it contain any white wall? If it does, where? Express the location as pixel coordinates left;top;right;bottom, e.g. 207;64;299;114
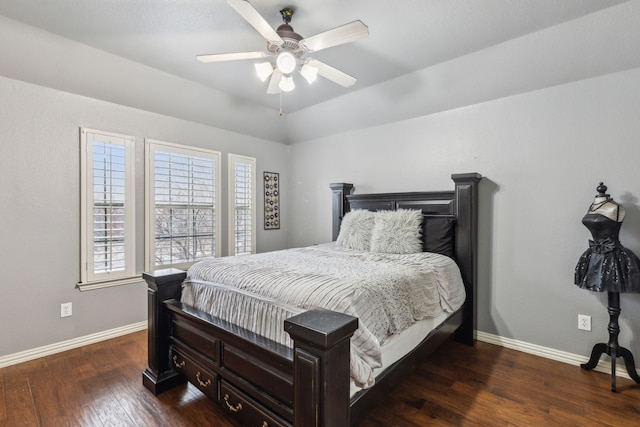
288;8;640;359
0;75;289;356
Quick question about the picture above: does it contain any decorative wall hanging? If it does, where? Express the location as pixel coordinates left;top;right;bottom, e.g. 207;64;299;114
264;171;280;230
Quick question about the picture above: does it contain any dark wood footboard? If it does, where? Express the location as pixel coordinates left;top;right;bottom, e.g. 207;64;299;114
143;269;358;427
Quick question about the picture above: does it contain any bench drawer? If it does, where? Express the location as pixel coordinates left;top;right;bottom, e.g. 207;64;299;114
170;346;218;400
220;380;291;427
171;317;220;364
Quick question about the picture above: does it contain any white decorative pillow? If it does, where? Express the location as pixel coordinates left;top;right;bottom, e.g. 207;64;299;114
336;210;376;251
370;209;423;254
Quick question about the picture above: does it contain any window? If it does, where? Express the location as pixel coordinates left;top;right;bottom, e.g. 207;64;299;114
145;140;221;270
228;154;256;255
79;128;136;289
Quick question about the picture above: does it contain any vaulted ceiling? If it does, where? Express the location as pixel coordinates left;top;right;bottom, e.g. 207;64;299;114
0;0;631;142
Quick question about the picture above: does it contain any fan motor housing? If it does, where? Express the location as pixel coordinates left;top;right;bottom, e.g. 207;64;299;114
268;24;304;53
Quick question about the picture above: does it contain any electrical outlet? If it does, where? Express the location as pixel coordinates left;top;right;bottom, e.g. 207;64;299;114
61;302;72;318
578;314;591;331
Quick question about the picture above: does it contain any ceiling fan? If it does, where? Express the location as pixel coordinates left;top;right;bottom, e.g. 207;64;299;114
197;0;369;95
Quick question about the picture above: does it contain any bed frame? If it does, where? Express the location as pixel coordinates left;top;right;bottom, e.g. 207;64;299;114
142;172;481;427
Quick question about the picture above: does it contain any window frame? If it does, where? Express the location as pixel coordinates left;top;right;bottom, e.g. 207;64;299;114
145;139;221;271
228;153;257;255
79;128;136;290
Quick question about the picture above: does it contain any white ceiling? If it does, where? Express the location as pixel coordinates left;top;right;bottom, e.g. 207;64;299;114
0;0;629;115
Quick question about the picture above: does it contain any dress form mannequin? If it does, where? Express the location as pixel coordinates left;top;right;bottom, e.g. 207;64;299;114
575;183;640;391
588;195;625;222
575;183;640;293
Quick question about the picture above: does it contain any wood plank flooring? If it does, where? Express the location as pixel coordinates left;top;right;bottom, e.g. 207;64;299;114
2;331;640;426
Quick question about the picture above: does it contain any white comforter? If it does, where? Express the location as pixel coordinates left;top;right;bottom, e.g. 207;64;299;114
182;243;465;388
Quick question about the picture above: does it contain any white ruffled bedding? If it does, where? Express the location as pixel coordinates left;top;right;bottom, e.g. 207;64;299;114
182;243;465;388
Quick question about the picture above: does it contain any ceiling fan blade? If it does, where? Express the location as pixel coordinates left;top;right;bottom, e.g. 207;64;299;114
266;69;282;94
308;59;357;87
300;21;369;52
227;0;284;46
197;51;269;63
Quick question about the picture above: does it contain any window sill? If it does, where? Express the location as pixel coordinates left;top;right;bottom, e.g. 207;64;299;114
76;276;143;292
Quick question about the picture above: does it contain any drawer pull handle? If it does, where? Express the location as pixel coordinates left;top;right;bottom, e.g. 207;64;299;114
172;355;185;368
223;393;243;412
262;422;269;427
195;371;212;388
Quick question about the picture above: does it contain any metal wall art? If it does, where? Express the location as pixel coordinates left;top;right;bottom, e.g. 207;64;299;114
264;171;280;229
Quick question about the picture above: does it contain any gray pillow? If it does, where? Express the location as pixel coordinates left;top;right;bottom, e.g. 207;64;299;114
370;209;423;254
423;217;456;258
336;210;375;250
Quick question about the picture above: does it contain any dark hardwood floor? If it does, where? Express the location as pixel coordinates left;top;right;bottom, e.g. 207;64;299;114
2;331;640;426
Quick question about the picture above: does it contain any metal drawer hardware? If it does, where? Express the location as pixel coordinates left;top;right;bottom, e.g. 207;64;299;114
223;393;243;412
196;372;212;388
172;355;185;368
262;422;268;427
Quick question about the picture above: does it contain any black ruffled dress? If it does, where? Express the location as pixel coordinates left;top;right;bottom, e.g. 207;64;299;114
574;210;640;293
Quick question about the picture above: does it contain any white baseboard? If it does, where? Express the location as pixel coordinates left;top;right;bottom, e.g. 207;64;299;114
0;321;147;368
477;331;631;380
0;324;628;382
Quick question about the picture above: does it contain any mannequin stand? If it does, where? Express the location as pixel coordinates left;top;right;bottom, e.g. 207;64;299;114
580;292;640;391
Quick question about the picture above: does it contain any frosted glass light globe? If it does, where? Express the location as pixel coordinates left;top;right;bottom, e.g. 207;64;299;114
276;51;296;74
279;75;295;92
300;63;318;84
254;62;273;82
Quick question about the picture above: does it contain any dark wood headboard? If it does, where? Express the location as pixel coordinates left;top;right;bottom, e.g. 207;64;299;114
329;173;482;344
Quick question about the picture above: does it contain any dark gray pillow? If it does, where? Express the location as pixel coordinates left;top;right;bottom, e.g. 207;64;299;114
423;217;456;258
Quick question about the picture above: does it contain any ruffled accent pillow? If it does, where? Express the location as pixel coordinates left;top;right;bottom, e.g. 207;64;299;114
370;209;423;254
336;210;376;251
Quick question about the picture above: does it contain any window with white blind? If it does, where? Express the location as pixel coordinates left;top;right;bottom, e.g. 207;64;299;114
79;128;136;289
228;154;256;255
145;140;221;270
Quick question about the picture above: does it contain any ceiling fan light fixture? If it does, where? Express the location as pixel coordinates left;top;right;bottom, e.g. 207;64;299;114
300;63;318;84
254;62;274;82
279;75;295;92
197;2;369;100
276;51;297;74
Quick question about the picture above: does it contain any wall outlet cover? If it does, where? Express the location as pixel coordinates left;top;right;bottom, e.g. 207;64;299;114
578;314;591;331
61;302;72;318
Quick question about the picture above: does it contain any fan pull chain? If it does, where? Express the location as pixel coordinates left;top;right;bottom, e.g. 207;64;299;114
279;92;283;116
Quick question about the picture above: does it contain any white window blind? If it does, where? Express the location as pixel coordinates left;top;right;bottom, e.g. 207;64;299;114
228;154;256;255
80;128;135;286
146;140;221;270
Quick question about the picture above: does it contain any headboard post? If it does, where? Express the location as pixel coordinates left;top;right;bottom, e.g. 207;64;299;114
329;183;353;241
451;173;482;345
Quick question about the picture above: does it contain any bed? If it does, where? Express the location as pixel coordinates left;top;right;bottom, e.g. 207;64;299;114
142;172;481;427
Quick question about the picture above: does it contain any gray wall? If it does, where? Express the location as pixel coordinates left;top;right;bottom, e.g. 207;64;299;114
2;1;640;366
0;76;289;356
288;2;640;358
0;12;293;358
0;15;288;143
285;1;640;143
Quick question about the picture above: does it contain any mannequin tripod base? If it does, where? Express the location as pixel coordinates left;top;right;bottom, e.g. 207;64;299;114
580;292;640;392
